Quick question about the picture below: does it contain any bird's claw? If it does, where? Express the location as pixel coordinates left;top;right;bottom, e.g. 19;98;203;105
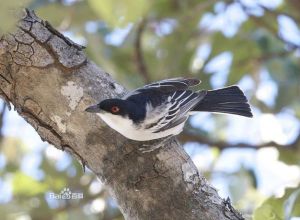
139;136;173;153
139;142;164;153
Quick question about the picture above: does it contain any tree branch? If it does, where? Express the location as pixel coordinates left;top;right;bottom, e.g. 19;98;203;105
179;130;300;150
0;103;6;141
0;9;244;220
134;18;151;83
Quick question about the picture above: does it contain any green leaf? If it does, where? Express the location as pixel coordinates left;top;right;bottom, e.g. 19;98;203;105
88;0;150;27
266;57;300;111
0;0;32;34
36;2;98;27
208;31;261;84
278;148;300;166
254;186;300;220
254;204;281;220
12;172;48;196
284;188;300;220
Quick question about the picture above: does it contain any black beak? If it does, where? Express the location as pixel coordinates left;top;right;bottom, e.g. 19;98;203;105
85;104;101;113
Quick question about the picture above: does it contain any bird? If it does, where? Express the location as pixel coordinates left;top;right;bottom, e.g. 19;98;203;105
85;78;252;141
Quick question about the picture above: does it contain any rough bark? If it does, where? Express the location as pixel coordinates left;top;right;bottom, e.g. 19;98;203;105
0;9;244;220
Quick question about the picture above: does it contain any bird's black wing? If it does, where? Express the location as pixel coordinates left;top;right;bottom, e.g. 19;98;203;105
123;78;201;99
147;90;207;133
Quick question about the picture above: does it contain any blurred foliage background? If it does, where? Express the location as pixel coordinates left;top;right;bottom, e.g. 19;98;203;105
0;0;300;219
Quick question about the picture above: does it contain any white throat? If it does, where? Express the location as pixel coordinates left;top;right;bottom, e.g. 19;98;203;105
97;112;132;132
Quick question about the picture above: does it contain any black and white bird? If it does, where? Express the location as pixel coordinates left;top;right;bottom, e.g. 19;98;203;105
85;78;252;141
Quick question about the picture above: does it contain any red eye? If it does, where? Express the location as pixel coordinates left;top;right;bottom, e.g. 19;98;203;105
111;106;120;113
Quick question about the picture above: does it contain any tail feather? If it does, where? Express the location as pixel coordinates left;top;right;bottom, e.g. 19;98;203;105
193;86;253;117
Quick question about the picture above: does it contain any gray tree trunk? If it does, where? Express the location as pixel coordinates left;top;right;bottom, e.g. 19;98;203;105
0;9;244;220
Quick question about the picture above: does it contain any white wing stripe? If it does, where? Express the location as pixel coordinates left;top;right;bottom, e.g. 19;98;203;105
174;91;186;101
167;108;180;117
179;92;194;104
170;92;193;111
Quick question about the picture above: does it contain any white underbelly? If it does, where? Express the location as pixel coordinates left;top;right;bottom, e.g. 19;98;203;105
120;123;184;141
97;112;185;141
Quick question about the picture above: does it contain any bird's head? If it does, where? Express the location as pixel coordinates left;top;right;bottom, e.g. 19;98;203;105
85;99;128;116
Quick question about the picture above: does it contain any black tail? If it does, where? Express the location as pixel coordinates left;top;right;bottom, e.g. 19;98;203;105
193;86;253;117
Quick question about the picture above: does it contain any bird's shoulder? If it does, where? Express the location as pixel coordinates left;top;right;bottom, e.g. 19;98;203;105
126;89;170;109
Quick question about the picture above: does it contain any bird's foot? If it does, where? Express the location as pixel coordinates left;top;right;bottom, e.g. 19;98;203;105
139;142;164;153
